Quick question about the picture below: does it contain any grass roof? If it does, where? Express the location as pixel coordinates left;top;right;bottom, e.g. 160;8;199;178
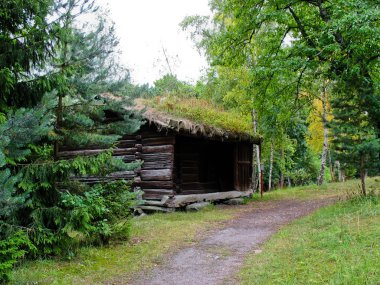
142;96;260;142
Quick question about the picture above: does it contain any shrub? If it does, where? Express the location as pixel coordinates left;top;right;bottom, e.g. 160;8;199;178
0;231;35;283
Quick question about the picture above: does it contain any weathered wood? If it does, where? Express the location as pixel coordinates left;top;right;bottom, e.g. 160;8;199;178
136;180;174;189
142;136;175;146
165;190;252;208
58;147;140;158
142;189;175;195
58;149;105;158
223;198;245;205
107;170;136;179
142;145;174;154
186;202;211;211
142;195;170;206
141;169;172;181
135;144;143;152
116;140;138;148
141;161;173;170
118;154;135;162
142;153;173;162
135;205;175;213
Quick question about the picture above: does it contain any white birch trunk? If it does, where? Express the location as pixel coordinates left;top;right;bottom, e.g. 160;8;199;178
317;84;328;185
268;141;274;191
252;110;261;192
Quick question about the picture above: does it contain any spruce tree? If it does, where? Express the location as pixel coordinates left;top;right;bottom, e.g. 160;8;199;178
0;0;143;274
331;85;379;195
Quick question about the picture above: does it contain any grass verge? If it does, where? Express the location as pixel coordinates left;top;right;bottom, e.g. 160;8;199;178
11;178;379;284
11;206;234;284
239;177;380;285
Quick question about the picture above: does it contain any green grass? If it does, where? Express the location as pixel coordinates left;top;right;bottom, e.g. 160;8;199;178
250;178;379;202
145;96;257;137
239;177;380;285
11;178;379;284
11;206;234;284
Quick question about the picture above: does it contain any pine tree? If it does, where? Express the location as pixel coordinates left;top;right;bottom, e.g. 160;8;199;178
0;1;143;274
331;86;380;195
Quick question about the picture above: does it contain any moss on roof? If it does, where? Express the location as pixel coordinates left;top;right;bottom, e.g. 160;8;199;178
142;96;260;141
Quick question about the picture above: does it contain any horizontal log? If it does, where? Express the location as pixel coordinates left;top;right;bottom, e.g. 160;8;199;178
116;140;137;148
59;149;105;158
142;136;175;146
143;193;168;200
165;190;252;208
136;180;174;189
142;189;175;195
141;161;173;170
135;205;175;213
141;169;172;181
108;170;136;177
142;195;170;206
118;154;136;162
142;153;173;162
59;147;138;158
142;145;174;154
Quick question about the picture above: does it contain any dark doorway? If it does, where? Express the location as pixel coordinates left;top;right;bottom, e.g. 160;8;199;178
175;136;235;194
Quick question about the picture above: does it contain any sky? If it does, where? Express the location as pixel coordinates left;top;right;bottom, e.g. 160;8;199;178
98;0;211;85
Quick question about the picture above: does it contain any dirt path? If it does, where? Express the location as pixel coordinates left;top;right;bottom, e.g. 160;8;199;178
127;197;337;285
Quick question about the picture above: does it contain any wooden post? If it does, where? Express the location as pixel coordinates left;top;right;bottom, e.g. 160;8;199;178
259;144;264;197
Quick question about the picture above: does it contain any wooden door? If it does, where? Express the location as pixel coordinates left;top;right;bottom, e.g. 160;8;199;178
234;143;252;191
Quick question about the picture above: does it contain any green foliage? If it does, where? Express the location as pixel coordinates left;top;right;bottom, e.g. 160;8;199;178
0;0;53;110
3;151;141;257
61;180;138;245
183;0;380;189
0;231;35;283
0;0;143;273
153;74;198;98
146;95;254;136
331;88;380;188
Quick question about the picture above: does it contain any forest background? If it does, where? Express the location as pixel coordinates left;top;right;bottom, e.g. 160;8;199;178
0;0;379;282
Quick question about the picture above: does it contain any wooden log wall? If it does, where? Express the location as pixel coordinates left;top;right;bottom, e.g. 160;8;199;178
59;125;177;201
138;133;175;200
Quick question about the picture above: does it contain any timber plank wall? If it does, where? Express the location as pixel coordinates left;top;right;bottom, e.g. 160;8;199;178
59;124;253;202
59;127;176;201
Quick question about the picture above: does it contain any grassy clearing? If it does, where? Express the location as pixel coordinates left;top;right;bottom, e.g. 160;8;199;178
239;177;380;285
11;178;378;284
11;206;234;284
250;178;379;202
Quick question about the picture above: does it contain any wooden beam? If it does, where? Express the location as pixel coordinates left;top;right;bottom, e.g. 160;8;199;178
165;190;252;208
141;169;172;181
142;145;174;154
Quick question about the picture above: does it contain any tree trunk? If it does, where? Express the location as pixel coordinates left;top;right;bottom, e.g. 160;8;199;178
328;149;335;182
280;146;284;188
360;156;367;196
287;177;292;188
252;110;261;192
335;161;342;182
317;84;328;185
54;92;63;158
268;141;274;191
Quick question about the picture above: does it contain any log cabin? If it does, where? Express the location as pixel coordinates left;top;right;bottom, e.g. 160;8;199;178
59;97;262;211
